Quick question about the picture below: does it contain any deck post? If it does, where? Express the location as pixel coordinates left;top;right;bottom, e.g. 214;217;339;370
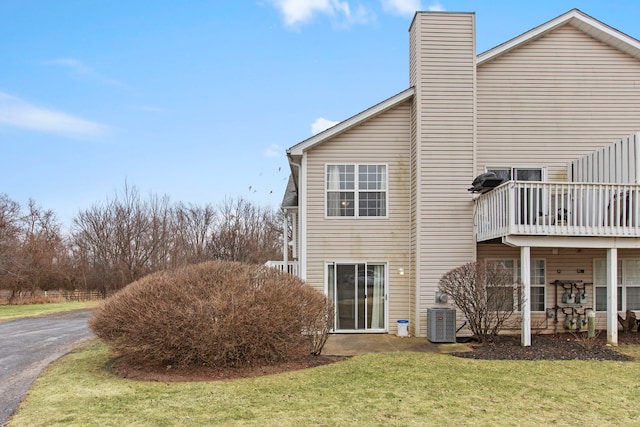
508;182;516;234
520;246;531;346
606;247;618;346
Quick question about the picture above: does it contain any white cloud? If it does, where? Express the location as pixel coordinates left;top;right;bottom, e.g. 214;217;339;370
270;0;373;27
381;0;422;16
47;58;92;74
269;0;443;27
44;58;125;88
311;117;339;134
0;92;107;137
263;143;283;158
427;1;445;11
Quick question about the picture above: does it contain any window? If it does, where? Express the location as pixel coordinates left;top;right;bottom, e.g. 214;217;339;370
489;259;546;311
594;259;640;311
487;167;544;182
326;164;387;217
524;259;547;312
487;167;547;225
487;167;546;226
487;260;517;311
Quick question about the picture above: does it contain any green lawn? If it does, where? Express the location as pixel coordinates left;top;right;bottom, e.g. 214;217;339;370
0;301;100;321
10;340;640;426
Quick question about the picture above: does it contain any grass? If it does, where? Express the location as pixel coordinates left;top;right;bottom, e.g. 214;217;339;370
9;340;640;426
0;301;100;321
616;344;640;360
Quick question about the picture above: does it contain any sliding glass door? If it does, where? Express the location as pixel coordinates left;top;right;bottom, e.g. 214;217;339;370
327;263;386;331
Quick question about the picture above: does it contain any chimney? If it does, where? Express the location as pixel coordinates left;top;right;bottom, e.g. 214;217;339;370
408;12;477;337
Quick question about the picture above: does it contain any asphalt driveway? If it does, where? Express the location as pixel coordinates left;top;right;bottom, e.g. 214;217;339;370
0;309;94;426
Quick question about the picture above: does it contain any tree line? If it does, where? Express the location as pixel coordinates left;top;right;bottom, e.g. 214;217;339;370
0;185;283;301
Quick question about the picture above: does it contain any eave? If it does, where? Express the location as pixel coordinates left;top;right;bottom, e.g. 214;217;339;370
477;8;640;66
286;87;415;157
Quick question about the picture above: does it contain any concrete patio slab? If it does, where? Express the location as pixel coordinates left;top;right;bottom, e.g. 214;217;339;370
322;334;469;356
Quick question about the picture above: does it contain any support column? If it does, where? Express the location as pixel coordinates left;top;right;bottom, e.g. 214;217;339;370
291;211;297;259
282;209;288;271
520;246;531;347
606;248;618;346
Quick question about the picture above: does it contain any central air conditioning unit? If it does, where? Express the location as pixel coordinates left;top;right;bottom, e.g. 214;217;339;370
427;308;456;343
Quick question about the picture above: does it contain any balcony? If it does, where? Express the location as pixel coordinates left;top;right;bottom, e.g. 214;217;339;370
264;260;299;276
474;181;640;242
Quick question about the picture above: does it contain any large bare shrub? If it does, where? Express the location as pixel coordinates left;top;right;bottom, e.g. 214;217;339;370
438;261;520;343
90;260;333;368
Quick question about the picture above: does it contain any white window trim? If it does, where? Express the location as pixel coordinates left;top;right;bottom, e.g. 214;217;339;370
325;163;389;219
487;258;547;312
593;258;640;312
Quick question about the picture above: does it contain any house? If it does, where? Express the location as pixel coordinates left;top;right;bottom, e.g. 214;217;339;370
270;9;640;346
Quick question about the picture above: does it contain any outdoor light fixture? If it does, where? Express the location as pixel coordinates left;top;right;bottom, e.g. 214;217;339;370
398;268;405;275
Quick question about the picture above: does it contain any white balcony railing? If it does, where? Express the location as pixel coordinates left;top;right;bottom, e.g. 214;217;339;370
264;260;300;276
474;181;640;242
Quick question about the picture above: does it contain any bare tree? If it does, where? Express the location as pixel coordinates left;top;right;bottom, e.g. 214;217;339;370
1;187;285;299
71;184;173;293
19;200;69;292
70;185;283;294
438;261;521;343
0;194;23;293
0;196;71;301
211;197;281;264
173;202;217;264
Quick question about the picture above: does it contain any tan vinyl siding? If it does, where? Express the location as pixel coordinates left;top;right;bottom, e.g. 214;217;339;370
410;13;477;336
304;101;412;331
477;24;640;180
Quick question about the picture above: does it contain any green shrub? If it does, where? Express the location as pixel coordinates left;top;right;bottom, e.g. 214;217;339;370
90;260;333;368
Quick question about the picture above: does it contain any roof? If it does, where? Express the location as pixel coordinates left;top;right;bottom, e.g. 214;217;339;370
287;10;640;157
286;87;414;157
477;8;640;66
281;9;640;209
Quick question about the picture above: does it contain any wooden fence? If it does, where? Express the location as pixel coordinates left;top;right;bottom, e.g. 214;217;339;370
0;289;104;305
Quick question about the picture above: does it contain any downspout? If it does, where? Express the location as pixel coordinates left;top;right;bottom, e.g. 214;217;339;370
471;15;478;262
413;91;422;337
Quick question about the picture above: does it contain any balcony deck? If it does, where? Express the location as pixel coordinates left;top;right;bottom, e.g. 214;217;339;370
264;260;299;276
474;181;640;242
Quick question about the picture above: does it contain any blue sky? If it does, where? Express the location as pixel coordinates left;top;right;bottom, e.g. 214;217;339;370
2;0;639;228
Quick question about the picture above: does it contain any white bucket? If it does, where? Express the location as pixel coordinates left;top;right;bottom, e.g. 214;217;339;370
397;319;409;336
